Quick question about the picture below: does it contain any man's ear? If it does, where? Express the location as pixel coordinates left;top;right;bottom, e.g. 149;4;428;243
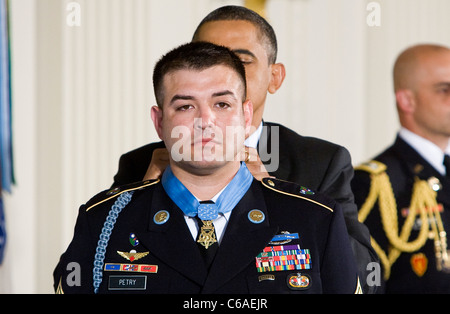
268;63;286;94
395;89;415;114
151;105;164;140
243;99;253;137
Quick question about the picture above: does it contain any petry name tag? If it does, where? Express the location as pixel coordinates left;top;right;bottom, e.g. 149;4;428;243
108;275;147;290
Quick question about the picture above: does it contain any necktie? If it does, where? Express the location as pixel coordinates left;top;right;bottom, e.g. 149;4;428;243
443;154;450;177
196;201;218;269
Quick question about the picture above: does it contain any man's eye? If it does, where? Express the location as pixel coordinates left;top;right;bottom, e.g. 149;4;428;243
436;84;450;94
176;104;193;111
240;59;252;65
215;102;230;109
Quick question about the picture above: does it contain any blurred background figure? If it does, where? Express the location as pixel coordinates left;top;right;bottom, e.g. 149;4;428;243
352;44;450;293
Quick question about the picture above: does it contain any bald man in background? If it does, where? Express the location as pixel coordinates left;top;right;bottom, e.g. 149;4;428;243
352;44;450;293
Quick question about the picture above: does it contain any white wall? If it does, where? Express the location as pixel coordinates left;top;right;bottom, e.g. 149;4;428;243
1;0;450;293
364;0;450;158
1;0;38;294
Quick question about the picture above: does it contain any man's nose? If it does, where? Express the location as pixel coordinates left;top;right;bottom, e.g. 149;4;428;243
195;106;214;129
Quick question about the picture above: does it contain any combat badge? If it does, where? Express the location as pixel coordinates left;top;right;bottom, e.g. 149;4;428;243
287;273;311;290
269;232;299;245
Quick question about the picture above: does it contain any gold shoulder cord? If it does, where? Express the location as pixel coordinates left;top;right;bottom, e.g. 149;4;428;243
356;161;446;280
56;277;64;294
86;179;160;212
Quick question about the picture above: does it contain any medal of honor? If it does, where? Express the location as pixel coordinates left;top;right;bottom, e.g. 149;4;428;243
197;220;217;249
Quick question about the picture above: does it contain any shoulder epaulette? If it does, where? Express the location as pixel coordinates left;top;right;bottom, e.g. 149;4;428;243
261;177;333;213
85;179;160;212
354;160;387;175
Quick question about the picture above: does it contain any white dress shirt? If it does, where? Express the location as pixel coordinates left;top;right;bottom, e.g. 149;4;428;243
244;121;263;149
184;188;231;244
399;127;450;176
184;122;264;244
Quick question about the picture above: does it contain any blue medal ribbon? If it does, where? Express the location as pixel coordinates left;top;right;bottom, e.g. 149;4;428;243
161;163;253;220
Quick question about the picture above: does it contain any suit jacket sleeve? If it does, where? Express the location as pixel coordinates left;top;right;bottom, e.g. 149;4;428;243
53;204;96;293
319;146;379;294
321;201;361;293
112;142;165;187
112;152;146;187
263;122;378;293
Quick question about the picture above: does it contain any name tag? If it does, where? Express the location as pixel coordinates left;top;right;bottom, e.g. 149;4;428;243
108;275;147;290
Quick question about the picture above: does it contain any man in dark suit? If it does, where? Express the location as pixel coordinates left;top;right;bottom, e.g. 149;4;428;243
112;5;377;293
352;44;450;293
54;42;361;294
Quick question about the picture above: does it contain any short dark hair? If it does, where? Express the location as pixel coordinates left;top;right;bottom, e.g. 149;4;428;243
153;41;247;107
192;5;278;64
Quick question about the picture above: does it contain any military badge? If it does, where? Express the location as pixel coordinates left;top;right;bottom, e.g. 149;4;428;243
287;273;311;290
104;263;158;273
269;232;299;245
427;176;442;192
255;245;311;273
106;187;121;196
117;250;149;262
258;274;275;282
153;210;170;225
410;253;428;277
129;233;139;246
248;209;265;224
299;186;314;195
197;220;217;249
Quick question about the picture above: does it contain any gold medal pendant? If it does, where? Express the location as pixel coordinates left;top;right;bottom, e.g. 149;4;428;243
197;220;217;249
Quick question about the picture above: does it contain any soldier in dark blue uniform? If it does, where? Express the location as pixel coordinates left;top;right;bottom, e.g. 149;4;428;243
352;44;450;293
54;42;361;294
111;5;377;294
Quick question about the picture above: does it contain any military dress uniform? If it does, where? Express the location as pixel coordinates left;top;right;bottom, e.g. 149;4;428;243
112;121;378;293
352;135;450;293
54;163;361;294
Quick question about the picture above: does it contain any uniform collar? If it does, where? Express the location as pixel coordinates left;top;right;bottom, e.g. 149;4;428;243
399;127;450;176
161;162;253;219
245;121;263;149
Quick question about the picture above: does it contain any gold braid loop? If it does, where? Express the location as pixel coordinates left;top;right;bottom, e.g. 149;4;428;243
356;161;432;280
